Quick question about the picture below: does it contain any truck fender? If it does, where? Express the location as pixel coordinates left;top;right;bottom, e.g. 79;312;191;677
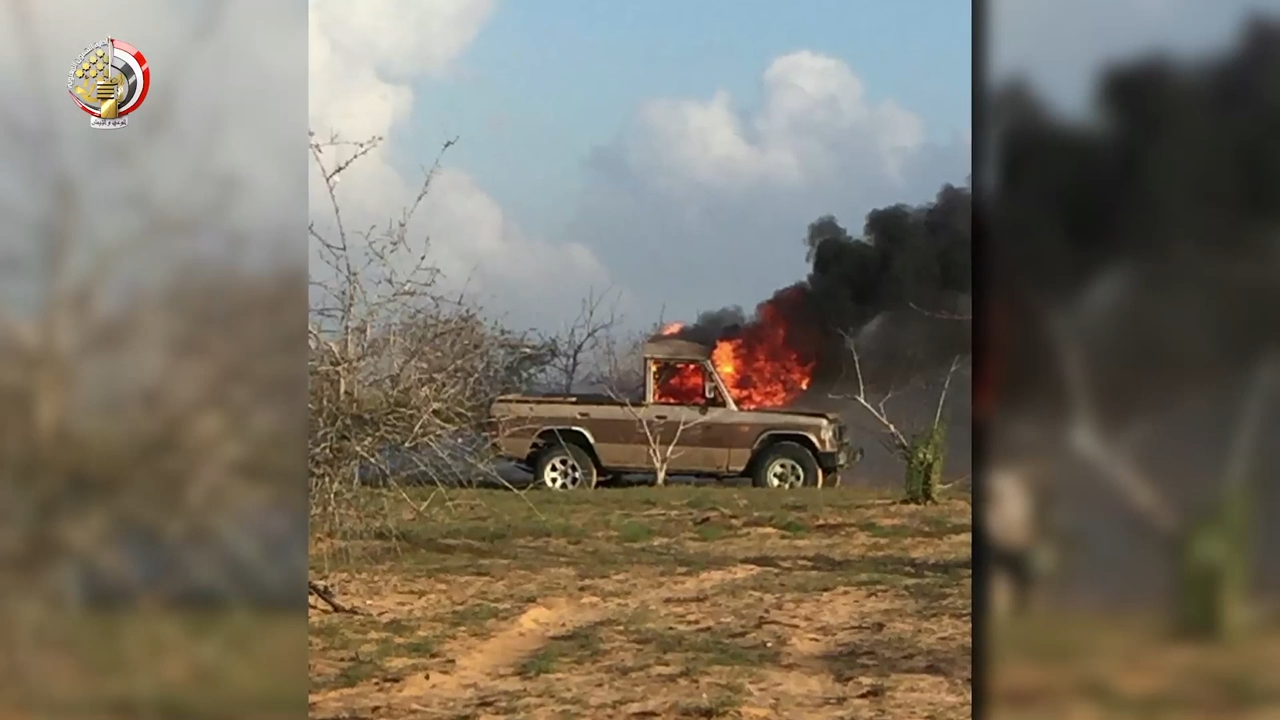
744;431;821;476
530;426;602;469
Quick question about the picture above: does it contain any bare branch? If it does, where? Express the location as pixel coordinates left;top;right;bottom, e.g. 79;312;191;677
1048;312;1182;536
831;331;910;453
1220;355;1278;492
309;580;365;615
909;301;972;321
933;356;964;430
546;286;622;393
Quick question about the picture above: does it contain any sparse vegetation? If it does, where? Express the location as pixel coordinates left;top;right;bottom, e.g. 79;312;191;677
309;485;971;719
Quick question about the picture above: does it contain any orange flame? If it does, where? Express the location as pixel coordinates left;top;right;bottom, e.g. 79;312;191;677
659;322;685;336
653;288;818;410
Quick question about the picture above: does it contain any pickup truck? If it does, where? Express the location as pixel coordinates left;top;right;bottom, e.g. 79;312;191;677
489;337;862;489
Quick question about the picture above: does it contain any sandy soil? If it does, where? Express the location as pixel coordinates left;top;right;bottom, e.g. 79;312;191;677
308;486;971;719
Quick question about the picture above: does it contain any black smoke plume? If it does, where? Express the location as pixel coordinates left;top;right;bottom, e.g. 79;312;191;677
662;183;973;396
991;16;1280;425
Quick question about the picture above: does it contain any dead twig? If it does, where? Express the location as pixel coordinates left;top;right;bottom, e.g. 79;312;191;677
309;580;364;615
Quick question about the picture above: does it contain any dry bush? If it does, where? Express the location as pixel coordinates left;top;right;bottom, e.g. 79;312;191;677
307;133;553;560
0;5;311;714
837;334;964;504
0;3;305;609
0;166;305;713
1;265;305;591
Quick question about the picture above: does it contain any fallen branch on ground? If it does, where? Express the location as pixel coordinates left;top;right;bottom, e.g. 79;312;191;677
309;580;364;614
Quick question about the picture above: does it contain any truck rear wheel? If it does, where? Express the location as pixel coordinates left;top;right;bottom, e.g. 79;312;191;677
751;442;820;489
533;443;597;490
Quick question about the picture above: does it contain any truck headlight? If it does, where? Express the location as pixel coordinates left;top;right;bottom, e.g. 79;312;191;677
820;423;834;446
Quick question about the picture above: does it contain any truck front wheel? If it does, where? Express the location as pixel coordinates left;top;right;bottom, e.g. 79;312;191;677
533;443;598;490
750;442;820;489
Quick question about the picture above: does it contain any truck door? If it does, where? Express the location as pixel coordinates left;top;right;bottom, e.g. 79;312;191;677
645;359;731;474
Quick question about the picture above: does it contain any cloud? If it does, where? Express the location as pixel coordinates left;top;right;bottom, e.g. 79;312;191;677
616;52;931;196
308;0;618;329
569;50;970;324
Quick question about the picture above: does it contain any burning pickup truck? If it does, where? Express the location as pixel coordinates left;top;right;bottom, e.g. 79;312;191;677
489;337;862;489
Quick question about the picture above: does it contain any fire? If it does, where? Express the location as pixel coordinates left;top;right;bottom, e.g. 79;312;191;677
651;362;706;404
653;288;818;410
659;322;685;336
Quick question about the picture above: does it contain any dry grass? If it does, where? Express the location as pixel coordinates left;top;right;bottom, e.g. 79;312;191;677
0;611;303;718
992;611;1280;720
308;486;971;719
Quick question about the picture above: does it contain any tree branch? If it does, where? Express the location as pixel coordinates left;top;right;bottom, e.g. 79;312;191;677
1049;312;1182;537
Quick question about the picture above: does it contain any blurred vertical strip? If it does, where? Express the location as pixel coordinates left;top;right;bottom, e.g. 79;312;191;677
970;4;990;719
0;0;309;717
986;2;1280;718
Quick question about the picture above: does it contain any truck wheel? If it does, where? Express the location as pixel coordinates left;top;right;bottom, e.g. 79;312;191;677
534;443;597;490
751;442;820;489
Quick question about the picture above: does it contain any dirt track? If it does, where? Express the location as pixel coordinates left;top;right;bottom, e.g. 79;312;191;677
308;487;972;719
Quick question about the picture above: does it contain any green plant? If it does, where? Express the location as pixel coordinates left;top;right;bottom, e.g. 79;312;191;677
904;422;945;505
1177;478;1253;641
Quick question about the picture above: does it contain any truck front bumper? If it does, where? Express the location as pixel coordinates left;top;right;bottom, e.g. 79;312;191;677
818;445;863;473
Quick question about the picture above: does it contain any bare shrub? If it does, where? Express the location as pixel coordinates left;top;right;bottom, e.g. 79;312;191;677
307;133;550;562
620;399;722;488
837;334;963;504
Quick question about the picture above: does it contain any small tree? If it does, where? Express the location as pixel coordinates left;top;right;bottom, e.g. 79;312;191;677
627;404;716;488
544;287;621;394
838;333;963;505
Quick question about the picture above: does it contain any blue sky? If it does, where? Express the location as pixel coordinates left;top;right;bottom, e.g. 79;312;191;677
311;0;1272;328
400;1;971;243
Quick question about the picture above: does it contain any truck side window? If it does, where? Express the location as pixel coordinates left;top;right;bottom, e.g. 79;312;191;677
652;361;724;407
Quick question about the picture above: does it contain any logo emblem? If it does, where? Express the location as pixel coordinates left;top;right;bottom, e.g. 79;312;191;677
67;37;150;129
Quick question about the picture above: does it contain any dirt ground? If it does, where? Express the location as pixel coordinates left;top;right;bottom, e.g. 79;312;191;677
991;610;1280;720
308;486;972;720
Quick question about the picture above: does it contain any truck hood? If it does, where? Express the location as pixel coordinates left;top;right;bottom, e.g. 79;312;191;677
750;408;842;423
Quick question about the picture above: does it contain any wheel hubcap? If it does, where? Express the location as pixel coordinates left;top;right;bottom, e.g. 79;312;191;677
766;458;806;488
543;455;583;490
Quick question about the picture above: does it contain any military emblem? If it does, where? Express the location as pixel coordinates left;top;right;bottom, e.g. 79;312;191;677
67;37;150;129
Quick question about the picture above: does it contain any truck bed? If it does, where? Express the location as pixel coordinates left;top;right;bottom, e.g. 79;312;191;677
492;393;633;406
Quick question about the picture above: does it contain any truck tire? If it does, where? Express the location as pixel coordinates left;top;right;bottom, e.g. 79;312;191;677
750;442;821;489
533;443;597;490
